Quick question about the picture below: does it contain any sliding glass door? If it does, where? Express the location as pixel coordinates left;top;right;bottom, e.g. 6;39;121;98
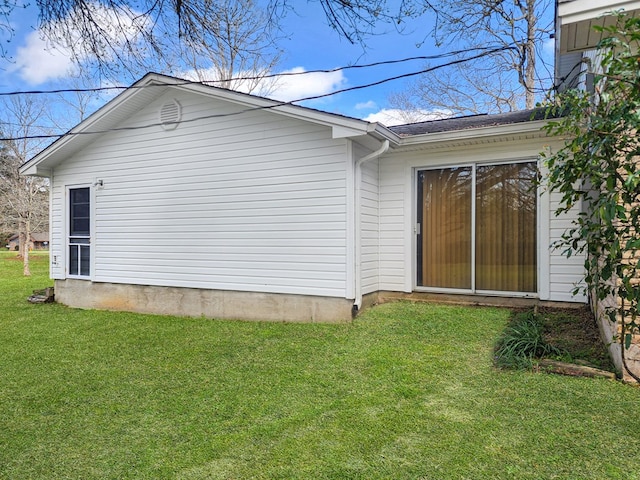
417;162;537;293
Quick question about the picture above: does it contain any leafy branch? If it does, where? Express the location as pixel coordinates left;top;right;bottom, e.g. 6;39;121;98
542;14;640;379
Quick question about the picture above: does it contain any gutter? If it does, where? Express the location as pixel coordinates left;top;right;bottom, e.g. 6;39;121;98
353;139;390;314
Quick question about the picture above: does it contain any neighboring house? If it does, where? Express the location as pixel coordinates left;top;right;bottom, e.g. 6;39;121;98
556;0;640;381
20;73;586;322
6;232;49;251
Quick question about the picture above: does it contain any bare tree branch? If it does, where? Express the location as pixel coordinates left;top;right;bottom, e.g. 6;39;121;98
0;95;51;275
391;0;553;116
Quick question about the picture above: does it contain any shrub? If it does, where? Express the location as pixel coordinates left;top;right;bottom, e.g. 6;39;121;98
494;311;562;369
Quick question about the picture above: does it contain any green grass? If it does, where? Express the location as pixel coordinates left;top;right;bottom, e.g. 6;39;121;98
1;250;640;479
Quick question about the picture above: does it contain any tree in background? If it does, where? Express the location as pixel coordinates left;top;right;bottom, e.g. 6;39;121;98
0;1;425;85
176;0;282;95
0;95;51;276
390;0;553;116
543;15;640;381
1;0;284;90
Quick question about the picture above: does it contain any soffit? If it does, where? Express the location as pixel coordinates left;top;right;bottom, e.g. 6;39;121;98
558;0;640;53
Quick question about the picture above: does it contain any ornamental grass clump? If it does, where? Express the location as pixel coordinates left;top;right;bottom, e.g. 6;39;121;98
494;311;562;369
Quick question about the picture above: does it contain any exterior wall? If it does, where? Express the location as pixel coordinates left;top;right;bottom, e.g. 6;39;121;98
49;89;351;299
360;154;380;295
377;136;588;303
378;155;408;292
55;279;354;323
547;191;587;302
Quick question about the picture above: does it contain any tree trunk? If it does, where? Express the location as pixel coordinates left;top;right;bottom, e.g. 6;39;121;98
23;218;31;276
18;219;25;259
525;0;537;110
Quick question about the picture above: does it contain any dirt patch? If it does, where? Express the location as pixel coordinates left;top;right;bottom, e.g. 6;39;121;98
538;306;616;372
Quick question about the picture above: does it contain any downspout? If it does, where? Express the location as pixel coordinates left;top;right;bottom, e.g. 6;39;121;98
353;139;390;315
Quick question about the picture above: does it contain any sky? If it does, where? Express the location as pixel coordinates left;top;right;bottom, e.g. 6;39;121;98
0;1;449;129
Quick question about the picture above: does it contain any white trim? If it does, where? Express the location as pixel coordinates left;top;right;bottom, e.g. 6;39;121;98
65;184;93;280
414;286;539;298
345;140;355;300
538;153;551;300
353;139;390;307
471;166;477;292
403;162;413;293
398;121;550;148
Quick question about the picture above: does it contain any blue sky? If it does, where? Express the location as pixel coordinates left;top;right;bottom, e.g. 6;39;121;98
1;1;442;126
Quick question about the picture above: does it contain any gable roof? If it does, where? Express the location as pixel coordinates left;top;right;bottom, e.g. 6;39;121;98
21;73;555;177
21;72;396;176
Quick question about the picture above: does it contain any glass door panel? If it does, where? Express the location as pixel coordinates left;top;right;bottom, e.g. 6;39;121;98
417;167;472;289
475;163;537;292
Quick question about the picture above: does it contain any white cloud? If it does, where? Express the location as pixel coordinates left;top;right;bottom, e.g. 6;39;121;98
267;67;347;103
363;108;452;127
178;66;346;103
10;3;146;85
355;100;377;110
10;32;76;84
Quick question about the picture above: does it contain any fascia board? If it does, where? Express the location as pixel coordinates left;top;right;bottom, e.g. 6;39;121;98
395;120;550;148
559;0;640;24
21;75;169;175
167;78;379;138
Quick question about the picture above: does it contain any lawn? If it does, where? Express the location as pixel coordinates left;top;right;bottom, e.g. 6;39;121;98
1;250;639;479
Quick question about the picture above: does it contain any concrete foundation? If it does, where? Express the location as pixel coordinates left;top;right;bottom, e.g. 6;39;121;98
53;280;593;326
55;279;355;323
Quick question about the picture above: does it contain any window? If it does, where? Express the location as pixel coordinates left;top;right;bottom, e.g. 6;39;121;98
417;162;537;293
69;187;90;277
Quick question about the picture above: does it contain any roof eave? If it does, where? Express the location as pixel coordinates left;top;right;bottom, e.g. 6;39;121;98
396;119;550;147
20;73;169;176
21;73;396;176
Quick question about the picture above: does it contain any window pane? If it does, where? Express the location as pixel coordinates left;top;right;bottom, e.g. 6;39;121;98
475;163;537;292
69;245;79;276
72;218;90;236
70;187;90;236
80;246;90;276
71;188;90;204
418;167;472;289
72;203;90;219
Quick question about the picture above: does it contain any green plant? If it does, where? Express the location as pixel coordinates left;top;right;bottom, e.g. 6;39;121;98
543;14;640;380
494;311;562;369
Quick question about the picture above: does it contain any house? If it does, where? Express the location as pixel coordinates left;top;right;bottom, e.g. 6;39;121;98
556;0;640;381
6;232;49;251
20;72;586;322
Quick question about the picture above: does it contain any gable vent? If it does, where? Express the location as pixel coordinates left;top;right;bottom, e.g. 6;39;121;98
159;99;181;130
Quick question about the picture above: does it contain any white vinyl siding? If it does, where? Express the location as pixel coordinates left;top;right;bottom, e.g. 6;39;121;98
50;90;350;298
547;191;588;302
50;178;65;279
378;156;407;292
360;154;379;294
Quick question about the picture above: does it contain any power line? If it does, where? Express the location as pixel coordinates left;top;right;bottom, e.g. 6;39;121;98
1;45;518;142
0;45;517;98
